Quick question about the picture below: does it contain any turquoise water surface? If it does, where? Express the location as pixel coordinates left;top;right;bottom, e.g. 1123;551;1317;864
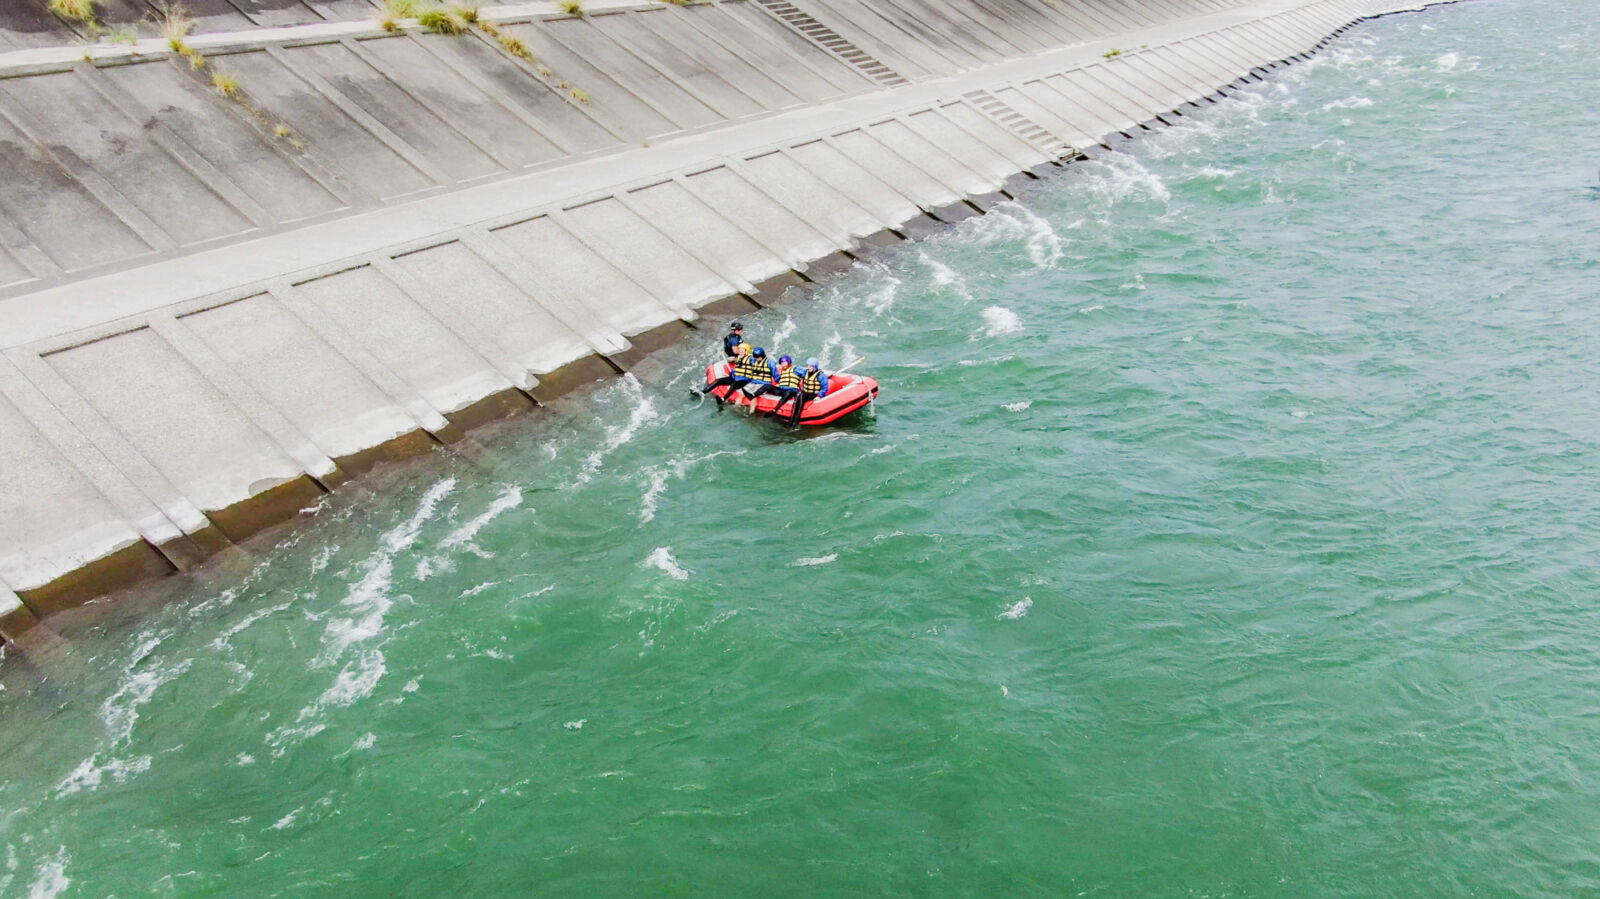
4;0;1600;894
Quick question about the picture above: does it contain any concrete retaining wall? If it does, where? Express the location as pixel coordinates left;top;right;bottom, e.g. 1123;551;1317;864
0;0;1441;642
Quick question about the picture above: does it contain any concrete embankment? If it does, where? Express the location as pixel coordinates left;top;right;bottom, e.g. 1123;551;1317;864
0;0;1438;642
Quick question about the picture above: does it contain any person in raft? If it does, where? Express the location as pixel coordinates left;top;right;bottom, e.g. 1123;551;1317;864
774;357;830;424
756;355;803;412
722;321;746;359
705;344;776;406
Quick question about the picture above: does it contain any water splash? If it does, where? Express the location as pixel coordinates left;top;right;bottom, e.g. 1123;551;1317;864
645;547;690;581
980;306;1024;337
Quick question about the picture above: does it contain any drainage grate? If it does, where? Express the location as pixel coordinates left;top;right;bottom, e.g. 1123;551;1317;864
749;0;910;87
963;89;1074;160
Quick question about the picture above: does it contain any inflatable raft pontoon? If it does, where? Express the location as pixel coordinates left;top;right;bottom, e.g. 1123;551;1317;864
702;361;879;426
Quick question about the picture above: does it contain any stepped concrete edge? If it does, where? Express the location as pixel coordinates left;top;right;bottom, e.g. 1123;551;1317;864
0;0;1457;644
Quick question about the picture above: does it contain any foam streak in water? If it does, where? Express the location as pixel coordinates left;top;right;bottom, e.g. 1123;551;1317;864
581;374;659;483
645;547;690;581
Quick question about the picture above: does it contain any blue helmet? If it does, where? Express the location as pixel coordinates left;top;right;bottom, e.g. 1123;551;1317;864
806;357;820;368
779;355;793;365
752;347;766;357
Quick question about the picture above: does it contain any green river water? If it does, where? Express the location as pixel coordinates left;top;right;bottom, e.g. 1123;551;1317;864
5;0;1600;893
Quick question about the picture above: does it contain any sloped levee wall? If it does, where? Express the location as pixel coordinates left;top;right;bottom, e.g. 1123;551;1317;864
0;0;1438;642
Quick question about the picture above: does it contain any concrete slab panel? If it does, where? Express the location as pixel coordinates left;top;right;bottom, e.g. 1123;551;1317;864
715;0;877;94
45;328;303;515
228;0;324;27
866;119;995;197
539;16;723;129
598;9;774;117
491;215;682;337
0;113;151;272
292;264;509;416
1067;66;1162;123
411;31;624;153
829;128;960;210
626;180;792;287
740;151;881;244
490;22;679;143
677;4;838;104
285;42;501;183
217;48;436;201
0;246;31;289
0;71;253;248
683;165;837;267
1109;55;1193;111
561;197;735;313
180;293;418;460
870;0;997;66
390;240;595;376
105;60;344;225
0;392;144;596
1042;72;1140;135
786;139;922;231
903;109;1023;187
350;35;565;171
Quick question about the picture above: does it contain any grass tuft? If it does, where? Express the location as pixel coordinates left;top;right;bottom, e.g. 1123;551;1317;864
568;87;590;103
451;1;480;22
273;123;291;139
498;34;532;60
1102;48;1122;58
535;63;553;77
156;2;193;52
559;0;583;15
211;69;239;97
49;0;98;23
417;7;465;32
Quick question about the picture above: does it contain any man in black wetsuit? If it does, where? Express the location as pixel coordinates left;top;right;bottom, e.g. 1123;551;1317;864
722;322;746;359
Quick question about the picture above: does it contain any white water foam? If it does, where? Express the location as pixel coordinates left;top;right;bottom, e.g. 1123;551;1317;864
638;450;746;523
103;655;192;747
790;554;838;568
921;252;972;302
438;485;524;556
967;204;1065;269
580;374;659;483
769;314;797;351
646;547;690;581
309;544;337;574
564;719;587;731
459;581;497;599
1002;401;1032;413
998;597;1033;620
1321;96;1375;112
1079;305;1105;314
980;306;1024;337
55;754;151;797
26;848;68;899
271;478;455;753
1086;152;1171;206
861;271;900;316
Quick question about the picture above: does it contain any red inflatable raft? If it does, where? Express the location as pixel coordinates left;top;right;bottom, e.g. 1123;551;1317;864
702;361;879;426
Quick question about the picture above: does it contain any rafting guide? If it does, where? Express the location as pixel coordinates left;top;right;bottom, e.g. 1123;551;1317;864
693;323;878;426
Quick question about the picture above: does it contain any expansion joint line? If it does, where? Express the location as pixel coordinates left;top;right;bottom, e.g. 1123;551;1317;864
746;0;909;87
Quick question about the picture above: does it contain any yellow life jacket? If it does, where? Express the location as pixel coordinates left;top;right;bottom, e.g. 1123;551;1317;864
735;355;769;381
801;368;823;392
777;366;803;390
